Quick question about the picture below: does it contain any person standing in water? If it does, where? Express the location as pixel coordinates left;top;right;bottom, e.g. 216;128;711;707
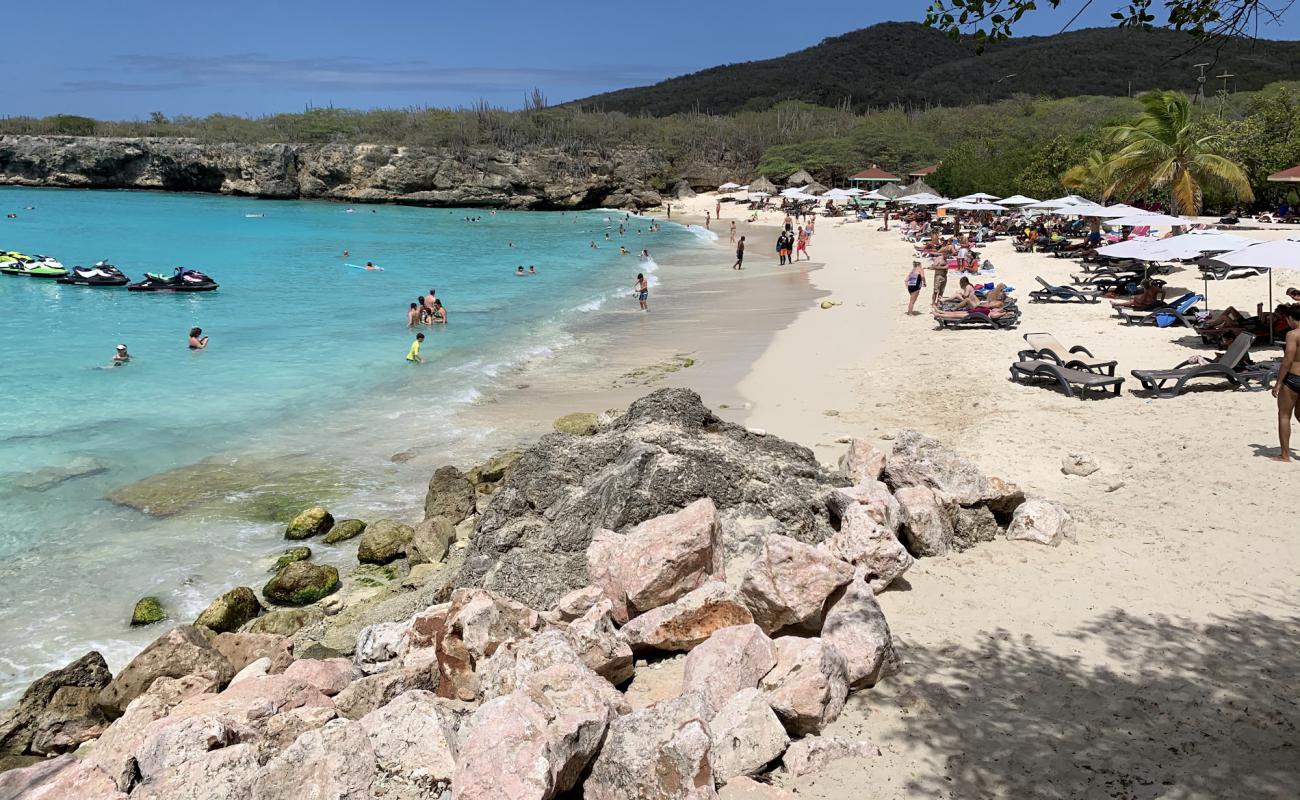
112;344;131;367
634;273;649;312
188;327;209;349
407;332;425;363
733;236;745;270
407;303;421;327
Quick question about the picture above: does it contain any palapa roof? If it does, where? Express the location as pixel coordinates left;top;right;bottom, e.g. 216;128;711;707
786;169;817;186
874;183;905;199
849;166;900;182
909;164;940;177
802;181;829;195
898;179;939;197
749;175;778;193
1267;165;1300;183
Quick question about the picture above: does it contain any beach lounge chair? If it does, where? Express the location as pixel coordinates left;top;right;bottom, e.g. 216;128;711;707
1118;293;1202;328
1019;332;1117;376
934;308;1021;330
1009;359;1125;399
1129;333;1271;397
1028;277;1099;304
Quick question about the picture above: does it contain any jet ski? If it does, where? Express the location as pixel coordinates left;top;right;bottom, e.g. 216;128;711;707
127;267;219;293
0;252;68;278
58;260;129;286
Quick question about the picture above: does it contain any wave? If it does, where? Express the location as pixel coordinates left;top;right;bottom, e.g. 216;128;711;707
680;224;720;242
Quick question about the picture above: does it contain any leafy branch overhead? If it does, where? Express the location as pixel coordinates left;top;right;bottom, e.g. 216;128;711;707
925;0;1296;48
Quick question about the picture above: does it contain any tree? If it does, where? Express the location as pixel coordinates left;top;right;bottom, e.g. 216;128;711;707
1088;90;1253;213
1061;149;1115;199
925;1;1292;48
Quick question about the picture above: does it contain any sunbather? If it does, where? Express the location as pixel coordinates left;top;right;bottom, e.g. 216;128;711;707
941;277;979;309
932;304;1011;320
1110;280;1164;309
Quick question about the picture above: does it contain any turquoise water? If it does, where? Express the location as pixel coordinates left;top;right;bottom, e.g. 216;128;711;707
0;186;707;699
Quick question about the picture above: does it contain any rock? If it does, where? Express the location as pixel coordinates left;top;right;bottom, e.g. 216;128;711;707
97;627;234;718
132;714;253;786
358;690;458;793
565;600;634;684
738;534;853;633
553;411;600;436
321;518;367;544
194;587;262;634
781;734;879;778
587;497;725;621
211;632;293;674
13;456;108;492
456;388;844;611
456;664;623;800
285;506;334;540
682;623;778;714
760;637;849;736
985;476;1027;519
448;587;542;660
132;742;259;800
250;719;376;800
884;428;994;505
821;503;913;593
478;631;586;700
354;621;406;674
839;439;887;483
262;561;340;606
465;449;523;486
895;485;955;558
247;606;323;637
230;657;271;685
951;504;1001;551
131;597;167;627
718;776;795;799
0;754;125;799
332;667;437;720
29;686;109;755
709;688;789;782
258;705;338;760
0;651;112;755
283;658;357;697
826;480;901;533
1006;498;1075;546
408;516;454;565
270;546;311;572
356;519;414;564
619;580;754;653
553;585;604;622
821;578;898;688
423;466;475;524
1061;452;1100;477
585;692;716;800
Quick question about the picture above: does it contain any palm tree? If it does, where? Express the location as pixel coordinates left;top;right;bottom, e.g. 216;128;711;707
1098;90;1252;214
1060;150;1114;200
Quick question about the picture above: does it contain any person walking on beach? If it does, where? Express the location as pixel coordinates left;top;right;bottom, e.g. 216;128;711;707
1272;304;1300;462
634;273;649;311
905;261;925;315
795;228;809;261
406;332;425;364
705;211;711;230
733;236;745;270
666;204;672;218
716;200;721;220
729;221;736;244
188;327;209;350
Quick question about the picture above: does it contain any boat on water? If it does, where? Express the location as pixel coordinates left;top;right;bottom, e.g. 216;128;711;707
58;261;130;287
127;267;219;292
0;252;69;278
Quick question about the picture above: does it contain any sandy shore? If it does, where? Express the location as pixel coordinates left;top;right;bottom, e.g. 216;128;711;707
668;192;1299;798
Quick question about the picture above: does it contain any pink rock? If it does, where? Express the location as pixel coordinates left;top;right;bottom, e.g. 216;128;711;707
133;713;255;785
432;588;543;701
478;631;586;700
586;497;724;620
821;503;913;593
619;580;754;653
210;632;293;674
738;535;854;633
564;600;634;684
283;658;358;697
826;480;900;533
839;439;887;483
358;690;458;790
96;625;235;718
760;638;849;736
584;692;717;800
895;485;954;557
1006;498;1074;546
554;586;604;622
333;666;436;720
709;688;789;782
83;679;212;791
718;776;796;799
0;754;125;800
682;623;778;714
131;742;259;800
250;719;377;800
822;578;899;689
781;734;879;777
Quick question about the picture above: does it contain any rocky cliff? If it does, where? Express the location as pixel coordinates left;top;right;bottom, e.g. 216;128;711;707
0;135;667;210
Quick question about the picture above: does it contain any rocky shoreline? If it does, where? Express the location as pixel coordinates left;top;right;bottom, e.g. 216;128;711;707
0;389;1073;798
0;135;667;210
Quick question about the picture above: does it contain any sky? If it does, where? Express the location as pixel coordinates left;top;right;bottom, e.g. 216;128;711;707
9;0;1300;119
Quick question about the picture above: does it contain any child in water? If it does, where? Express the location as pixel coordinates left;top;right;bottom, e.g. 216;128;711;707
407;333;425;363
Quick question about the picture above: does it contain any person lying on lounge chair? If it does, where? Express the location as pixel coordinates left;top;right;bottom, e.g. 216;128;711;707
1110;279;1164;310
932;304;1011;320
940;277;979;309
1199;304;1291;345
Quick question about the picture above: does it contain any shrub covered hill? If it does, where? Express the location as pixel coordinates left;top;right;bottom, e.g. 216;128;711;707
574;21;1300;115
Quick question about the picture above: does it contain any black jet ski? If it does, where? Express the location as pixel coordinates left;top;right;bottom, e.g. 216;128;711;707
128;267;219;293
58;260;130;286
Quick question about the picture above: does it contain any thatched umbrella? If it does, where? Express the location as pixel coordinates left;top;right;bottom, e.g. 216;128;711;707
750;176;778;194
786;169;816;186
802;181;829;195
875;183;904;199
898;179;939;198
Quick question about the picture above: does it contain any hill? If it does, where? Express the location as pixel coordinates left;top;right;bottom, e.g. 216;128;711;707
573;22;1300;115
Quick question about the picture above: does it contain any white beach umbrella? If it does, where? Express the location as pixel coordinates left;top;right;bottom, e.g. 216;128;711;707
939;201;1008;212
747;191;771;199
955;192;1001;202
718;182;742;191
1152;231;1257;259
858;190;889;201
779;187;804;198
1094;238;1174;260
845;188;866;196
822;188;854;200
998;194;1039;206
1106;213;1197;228
1215;239;1300;272
900;194;948;206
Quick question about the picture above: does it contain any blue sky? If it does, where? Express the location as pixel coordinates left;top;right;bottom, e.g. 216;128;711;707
11;0;1300;119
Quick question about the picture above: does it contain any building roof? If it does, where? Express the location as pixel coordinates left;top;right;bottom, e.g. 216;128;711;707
849;166;899;181
1267;165;1300;182
909;164;941;177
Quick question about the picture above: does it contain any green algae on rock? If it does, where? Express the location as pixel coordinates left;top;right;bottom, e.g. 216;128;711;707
247;606;324;637
322;519;367;544
193;586;262;633
263;562;340;606
357;520;414;565
104;455;342;520
271;546;312;572
553;412;600;436
285;507;334;540
130;597;166;627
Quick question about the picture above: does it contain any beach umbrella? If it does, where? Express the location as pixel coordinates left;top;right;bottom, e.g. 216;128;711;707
999;194;1040;206
858;190;889;201
955;192;1001;202
875;183;905;200
1152;231;1257;259
939;201;1008;212
1207;239;1300;329
802;181;829;196
1094;238;1175;259
844;188;866;196
747;191;771;199
718;182;742;191
822;188;854;200
898;179;940;198
1106;213;1197;228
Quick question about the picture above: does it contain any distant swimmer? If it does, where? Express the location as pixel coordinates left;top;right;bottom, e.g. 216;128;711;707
365;261;381;271
346;208;355;213
188;327;209;350
528;265;537;274
112;344;131;367
620;246;629;256
634;273;649;312
516;266;526;276
640;249;650;260
589;241;598;249
408;302;421;327
343;250;350;258
407;332;425;363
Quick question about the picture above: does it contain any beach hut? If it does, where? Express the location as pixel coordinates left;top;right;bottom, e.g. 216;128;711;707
848;165;900;190
786;169;817;187
909;164;940;179
750;176;778;194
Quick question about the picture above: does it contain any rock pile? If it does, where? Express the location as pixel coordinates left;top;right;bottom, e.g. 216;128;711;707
0;388;1072;796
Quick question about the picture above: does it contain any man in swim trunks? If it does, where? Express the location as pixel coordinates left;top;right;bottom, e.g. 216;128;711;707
1272;304;1300;462
635;273;649;312
733;236;745;270
407;332;425;363
407;303;421;327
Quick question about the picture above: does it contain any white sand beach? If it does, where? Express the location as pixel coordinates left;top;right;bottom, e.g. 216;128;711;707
662;193;1299;798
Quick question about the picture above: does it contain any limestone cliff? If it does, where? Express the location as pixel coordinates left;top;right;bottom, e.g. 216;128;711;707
0;135;667;209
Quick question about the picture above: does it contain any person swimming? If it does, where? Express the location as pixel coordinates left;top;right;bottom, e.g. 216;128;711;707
112;344;131;367
516;266;526;276
528;265;537;274
407;332;425;363
620;246;630;255
188;327;209;350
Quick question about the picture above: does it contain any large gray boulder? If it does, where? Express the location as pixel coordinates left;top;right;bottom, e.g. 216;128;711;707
456;388;846;610
0;651;112;755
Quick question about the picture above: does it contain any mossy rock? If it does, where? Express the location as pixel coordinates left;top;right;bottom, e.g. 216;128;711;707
106;455;342;520
194;586;262;633
271;546;312;572
286;506;334;540
322;519;367;544
553;412;600;436
131;596;166;626
263;562;340;606
357;519;414;565
464;450;522;486
248;606;324;636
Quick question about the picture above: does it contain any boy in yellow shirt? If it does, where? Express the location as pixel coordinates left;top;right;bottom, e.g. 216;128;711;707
406;332;425;363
